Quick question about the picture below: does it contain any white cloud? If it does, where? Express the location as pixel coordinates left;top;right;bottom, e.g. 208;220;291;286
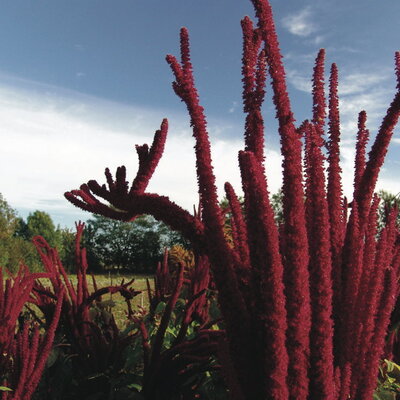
311;35;325;46
284;63;400;200
286;65;396;139
338;72;390;96
282;7;317;37
0;77;280;227
228;101;238;114
338;144;400;200
1;72;398;230
286;69;312;93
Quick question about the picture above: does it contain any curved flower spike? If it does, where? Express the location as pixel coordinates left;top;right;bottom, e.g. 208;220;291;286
65;119;205;246
130;118;168;194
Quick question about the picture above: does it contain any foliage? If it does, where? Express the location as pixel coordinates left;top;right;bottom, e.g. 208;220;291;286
0;222;228;399
83;215;186;273
0;195;42;272
0;195;89;273
377;190;400;231
270;189;284;224
0;194;18;236
0;265;63;400
374;359;400;399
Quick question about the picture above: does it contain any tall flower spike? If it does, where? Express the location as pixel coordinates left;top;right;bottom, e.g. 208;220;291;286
339;204;362;365
304;122;335;399
65;118;206;249
395;51;400;90
326;63;345;340
312;49;327;135
356;60;400;228
350;195;380;378
357;209;399;399
167;28;262;398
224;182;250;266
239;150;288;398
130;118;168;195
353;111;370;199
251;2;311;398
241;16;266;164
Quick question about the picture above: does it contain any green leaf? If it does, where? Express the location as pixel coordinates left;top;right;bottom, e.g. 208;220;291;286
373;390;397;400
46;346;61;368
154;301;166;314
127;383;142;392
0;386;12;392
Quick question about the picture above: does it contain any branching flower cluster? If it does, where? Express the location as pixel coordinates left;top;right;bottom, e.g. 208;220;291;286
66;0;400;398
0;267;63;400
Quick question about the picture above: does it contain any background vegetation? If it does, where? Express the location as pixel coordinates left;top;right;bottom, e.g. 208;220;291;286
0;193;186;274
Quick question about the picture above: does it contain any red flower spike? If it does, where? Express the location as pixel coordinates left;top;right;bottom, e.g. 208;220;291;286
326;63;345;346
349;196;380;380
304;123;335;399
241;16;266;164
250;3;311;398
356;67;400;229
312;49;327;135
224;182;250;266
353;111;370;199
130;119;168;195
239;150;289;398
339;204;363;362
395;51;400;90
150;264;185;368
358;210;399;399
167;27;263;397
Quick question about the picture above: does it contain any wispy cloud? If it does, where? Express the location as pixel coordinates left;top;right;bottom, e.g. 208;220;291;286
282;7;317;37
228;101;238;114
286;66;395;135
1;71;399;230
74;44;85;52
282;63;400;197
311;35;325;46
0;77;276;227
286;69;312;93
338;72;390;96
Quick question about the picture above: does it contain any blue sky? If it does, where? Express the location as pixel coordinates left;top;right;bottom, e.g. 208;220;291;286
1;0;400;229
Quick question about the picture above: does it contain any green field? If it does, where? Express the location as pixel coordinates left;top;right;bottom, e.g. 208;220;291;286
86;273;153;326
32;273;154;328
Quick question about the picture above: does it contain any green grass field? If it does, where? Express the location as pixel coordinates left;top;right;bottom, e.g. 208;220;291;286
31;273;154;329
87;273;153;326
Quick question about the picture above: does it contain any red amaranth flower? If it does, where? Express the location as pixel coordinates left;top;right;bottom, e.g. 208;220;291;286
304;122;335;398
353;111;370;199
64;0;400;397
312;49;327;135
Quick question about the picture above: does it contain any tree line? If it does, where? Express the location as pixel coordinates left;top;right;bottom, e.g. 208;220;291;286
0;193;186;274
1;190;398;274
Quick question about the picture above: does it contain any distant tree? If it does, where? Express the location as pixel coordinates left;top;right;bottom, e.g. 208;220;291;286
0;194;42;271
56;227;76;273
6;236;42;272
271;189;284;224
24;211;60;248
0;193;19;237
377;190;400;230
84;214;185;273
